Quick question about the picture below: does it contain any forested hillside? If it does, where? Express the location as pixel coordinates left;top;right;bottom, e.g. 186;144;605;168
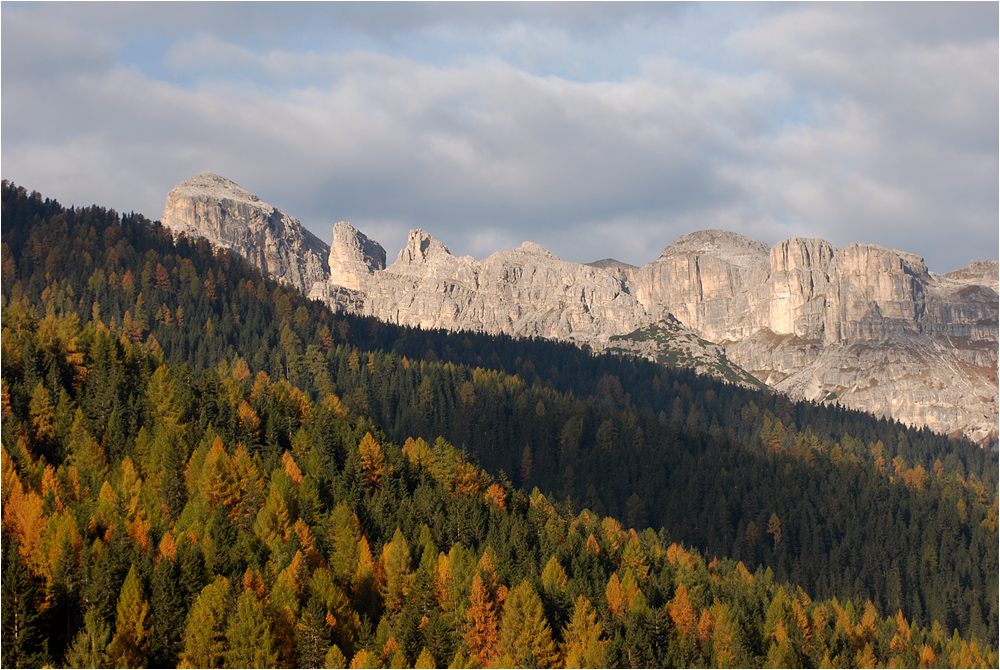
1;183;997;668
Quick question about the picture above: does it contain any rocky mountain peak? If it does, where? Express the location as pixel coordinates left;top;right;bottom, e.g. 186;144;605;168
587;258;638;271
396;229;453;265
168;172;263;206
517;241;557;258
944;260;999;293
839;242;930;279
659;229;770;269
329;221;386;292
161;174;329;294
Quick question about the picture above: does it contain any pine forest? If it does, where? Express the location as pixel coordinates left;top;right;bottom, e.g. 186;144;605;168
1;182;997;668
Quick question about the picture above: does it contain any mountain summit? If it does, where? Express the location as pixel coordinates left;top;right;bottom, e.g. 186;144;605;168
161;173;330;292
161;175;999;444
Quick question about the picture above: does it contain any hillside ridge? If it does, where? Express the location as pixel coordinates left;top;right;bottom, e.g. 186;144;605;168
161;174;999;443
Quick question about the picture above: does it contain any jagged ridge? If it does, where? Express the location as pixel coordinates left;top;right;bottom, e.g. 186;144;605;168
161;175;999;444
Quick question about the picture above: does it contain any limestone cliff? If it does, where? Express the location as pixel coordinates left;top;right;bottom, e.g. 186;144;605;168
317;227;651;343
161;173;330;294
627;232;997;443
161;177;998;444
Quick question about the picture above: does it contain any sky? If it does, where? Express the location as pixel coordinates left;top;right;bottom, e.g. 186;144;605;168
2;2;997;273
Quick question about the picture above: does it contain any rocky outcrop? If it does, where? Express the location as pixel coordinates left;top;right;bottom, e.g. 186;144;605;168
318;228;651;343
161;173;330;294
161;177;998;444
328;221;386;291
626;233;998;443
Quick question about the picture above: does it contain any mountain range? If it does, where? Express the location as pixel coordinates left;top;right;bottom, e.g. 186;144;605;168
162;173;999;445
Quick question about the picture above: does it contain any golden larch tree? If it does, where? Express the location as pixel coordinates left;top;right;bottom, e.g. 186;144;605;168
381;528;415;614
464;573;501;666
561;595;607;669
499;579;558;668
358;432;384;491
109;565;151;667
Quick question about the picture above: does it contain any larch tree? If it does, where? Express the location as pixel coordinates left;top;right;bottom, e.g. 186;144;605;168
178;577;231;669
353;535;382;620
381;527;415;615
108;565;151;668
357;432;384;491
325;645;348;669
767;513;782;548
225;590;279;669
605;573;625;619
434;550;454;612
414;647;436;669
520;443;533;485
254;481;291;556
463;573;501;667
498;579;558;668
540;555;568;596
668;582;697;643
619;536;650;585
561;595;607;669
710;600;741;668
200;437;237;510
325;502;361;581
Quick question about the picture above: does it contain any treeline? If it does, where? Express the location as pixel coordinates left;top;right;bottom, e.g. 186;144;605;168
2;310;995;669
1;182;997;662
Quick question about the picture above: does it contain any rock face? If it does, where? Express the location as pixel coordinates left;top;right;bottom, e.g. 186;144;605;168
161;173;330;294
162;176;998;444
626;232;998;444
315;228;651;343
328;221;386;292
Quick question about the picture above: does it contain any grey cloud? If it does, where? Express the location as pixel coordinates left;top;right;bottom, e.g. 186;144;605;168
2;3;995;273
0;8;116;83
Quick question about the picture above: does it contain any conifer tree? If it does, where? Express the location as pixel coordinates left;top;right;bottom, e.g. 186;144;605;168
295;596;329;668
225;590;279;669
325;644;348;669
201;437;237;510
353;535;382;620
561;595;607;669
414;647;436;669
254;481;291;556
381;527;415;614
108;565;151;668
768;513;782;548
434;551;454;612
668;582;697;643
498;579;558;668
178;577;231;669
710;600;741;668
463;573;500;666
606;572;625;619
1;533;47;667
65;608;112;669
540;555;568;596
358;432;384;491
326;502;362;581
149;554;186;667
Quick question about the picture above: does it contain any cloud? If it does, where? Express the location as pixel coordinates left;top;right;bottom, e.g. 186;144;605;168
1;3;995;273
722;4;998;268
